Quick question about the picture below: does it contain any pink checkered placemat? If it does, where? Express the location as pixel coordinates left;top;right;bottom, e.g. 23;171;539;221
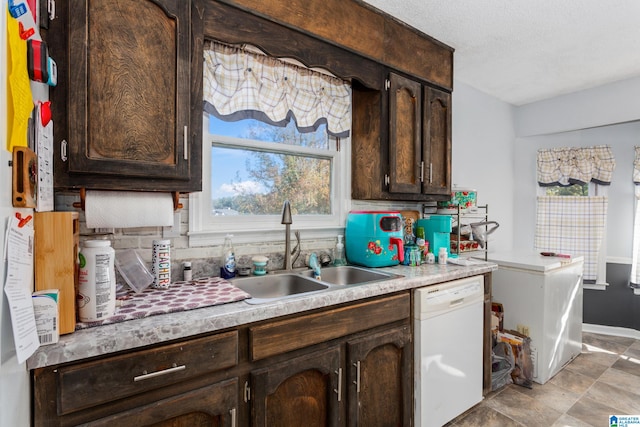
75;277;250;330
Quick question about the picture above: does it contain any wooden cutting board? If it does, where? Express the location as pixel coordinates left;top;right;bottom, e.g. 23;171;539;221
34;212;79;335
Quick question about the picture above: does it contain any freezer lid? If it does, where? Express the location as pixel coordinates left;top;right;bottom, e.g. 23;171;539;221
487;251;584;272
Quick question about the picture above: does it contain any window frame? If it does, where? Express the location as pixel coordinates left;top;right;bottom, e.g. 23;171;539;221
189;114;351;247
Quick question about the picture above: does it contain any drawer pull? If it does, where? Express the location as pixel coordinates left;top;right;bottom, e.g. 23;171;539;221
133;364;186;382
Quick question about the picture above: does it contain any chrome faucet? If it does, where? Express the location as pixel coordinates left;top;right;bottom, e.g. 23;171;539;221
281;201;301;270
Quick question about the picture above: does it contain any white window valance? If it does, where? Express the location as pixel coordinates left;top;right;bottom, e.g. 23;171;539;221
203;41;351;138
537;145;616;186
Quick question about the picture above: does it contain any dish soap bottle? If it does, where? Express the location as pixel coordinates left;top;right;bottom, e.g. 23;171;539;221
334;235;347;266
220;234;236;279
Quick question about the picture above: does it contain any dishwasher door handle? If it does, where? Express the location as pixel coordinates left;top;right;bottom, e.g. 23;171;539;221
449;298;465;307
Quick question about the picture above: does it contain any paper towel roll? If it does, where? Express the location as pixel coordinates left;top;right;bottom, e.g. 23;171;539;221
85;190;174;229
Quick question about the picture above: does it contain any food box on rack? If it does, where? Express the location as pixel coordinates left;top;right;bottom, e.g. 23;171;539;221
450;239;479;253
437;188;477;213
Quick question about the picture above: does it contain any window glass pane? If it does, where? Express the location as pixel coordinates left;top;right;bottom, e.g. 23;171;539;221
545;183;588;196
211;146;332;216
209;115;329;149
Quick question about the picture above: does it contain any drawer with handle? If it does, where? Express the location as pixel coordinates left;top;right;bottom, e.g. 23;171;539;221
56;330;238;415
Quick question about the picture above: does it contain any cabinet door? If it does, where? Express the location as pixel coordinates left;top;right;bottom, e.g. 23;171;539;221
251;346;342;427
346;325;412;427
66;0;191;183
84;379;238;427
422;86;452;195
388;73;422;194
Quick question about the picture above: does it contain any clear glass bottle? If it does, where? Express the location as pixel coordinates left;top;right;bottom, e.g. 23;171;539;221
220;235;236;279
333;235;347;266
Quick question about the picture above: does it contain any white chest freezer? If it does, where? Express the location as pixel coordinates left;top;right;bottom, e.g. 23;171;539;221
488;252;584;384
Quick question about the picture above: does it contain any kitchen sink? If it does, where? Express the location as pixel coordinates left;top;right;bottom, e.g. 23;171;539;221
233;273;329;304
300;265;402;286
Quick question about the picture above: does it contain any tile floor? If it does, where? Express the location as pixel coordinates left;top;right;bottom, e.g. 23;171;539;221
448;332;640;426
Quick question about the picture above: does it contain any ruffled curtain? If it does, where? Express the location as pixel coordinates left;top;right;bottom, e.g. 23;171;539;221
537;145;616;186
203;41;351;138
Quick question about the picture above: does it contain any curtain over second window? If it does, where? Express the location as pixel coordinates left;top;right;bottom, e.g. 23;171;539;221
535;145;615;286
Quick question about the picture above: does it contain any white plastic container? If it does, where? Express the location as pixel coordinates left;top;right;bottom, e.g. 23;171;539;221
78;240;116;322
438;247;448;265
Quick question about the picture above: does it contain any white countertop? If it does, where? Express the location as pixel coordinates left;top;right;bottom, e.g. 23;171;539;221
487;251;584;272
27;261;496;370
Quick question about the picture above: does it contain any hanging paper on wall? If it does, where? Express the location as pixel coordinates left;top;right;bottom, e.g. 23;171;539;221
35;102;54;212
6;9;34;151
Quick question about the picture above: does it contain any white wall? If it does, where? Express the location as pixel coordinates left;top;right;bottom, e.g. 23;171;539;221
514;76;640;261
514;122;639;260
515;75;640;137
452;80;516;253
1;2;32;425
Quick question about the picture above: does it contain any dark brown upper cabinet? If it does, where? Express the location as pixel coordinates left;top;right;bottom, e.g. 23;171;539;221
388;73;423;194
48;0;203;192
352;73;452;201
422;85;452;196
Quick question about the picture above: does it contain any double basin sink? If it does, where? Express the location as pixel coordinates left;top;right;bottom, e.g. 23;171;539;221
232;265;402;304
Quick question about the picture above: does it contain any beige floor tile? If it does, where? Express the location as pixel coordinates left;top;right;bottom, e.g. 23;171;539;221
452;405;524;427
578;344;623;367
611;357;640;377
516;380;581;414
564;353;610;379
624;341;640;359
566;396;626;427
582;333;634;355
598;367;640;396
584;381;640;415
549;368;597;395
551;413;595;427
484;386;563;427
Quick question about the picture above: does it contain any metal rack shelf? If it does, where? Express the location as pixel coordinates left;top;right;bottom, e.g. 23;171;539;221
449;205;489;261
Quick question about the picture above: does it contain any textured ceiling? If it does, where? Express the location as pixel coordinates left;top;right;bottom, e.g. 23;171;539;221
361;0;640;105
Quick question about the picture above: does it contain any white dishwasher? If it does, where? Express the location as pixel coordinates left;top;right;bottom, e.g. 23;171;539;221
414;275;484;427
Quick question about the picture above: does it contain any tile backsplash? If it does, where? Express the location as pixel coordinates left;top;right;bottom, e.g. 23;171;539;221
55;192;337;283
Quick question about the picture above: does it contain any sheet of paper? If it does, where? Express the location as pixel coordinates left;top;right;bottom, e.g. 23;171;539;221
3;211;39;363
35;110;54;212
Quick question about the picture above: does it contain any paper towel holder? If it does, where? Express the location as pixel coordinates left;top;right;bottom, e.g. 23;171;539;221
72;188;184;211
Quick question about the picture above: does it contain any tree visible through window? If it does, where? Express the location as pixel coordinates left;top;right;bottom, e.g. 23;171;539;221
544;183;588;196
209;115;334;216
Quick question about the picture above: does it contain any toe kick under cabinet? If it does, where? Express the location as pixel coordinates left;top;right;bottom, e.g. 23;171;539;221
32;292;413;426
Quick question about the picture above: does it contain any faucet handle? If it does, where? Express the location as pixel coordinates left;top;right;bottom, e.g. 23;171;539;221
281;200;292;225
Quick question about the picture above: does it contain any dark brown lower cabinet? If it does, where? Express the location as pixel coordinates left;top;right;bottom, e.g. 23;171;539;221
249;326;412;427
32;293;415;426
346;326;412;427
84;379;238;427
251;346;342;426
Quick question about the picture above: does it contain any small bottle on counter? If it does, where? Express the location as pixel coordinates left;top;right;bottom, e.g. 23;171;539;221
333;235;347;266
220;235;236;279
438;247;448;265
182;261;192;282
426;251;435;264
